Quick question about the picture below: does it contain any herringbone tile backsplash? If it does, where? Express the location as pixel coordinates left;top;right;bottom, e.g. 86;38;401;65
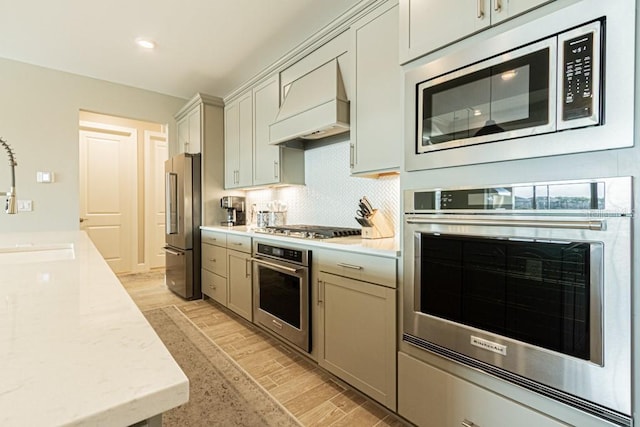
245;141;400;233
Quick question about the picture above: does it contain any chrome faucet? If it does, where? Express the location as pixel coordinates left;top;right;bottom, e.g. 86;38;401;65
0;137;17;214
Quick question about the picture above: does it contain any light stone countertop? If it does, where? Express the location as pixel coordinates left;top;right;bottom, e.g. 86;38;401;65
200;225;400;258
0;231;188;427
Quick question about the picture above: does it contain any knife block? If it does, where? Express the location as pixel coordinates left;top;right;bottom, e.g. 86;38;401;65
361;209;395;239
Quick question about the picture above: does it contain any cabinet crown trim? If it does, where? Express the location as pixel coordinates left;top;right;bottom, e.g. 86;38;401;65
175;93;224;119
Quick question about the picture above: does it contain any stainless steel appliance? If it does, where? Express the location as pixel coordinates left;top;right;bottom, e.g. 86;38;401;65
252;240;311;352
255;224;361;240
220;196;246;226
416;21;601;155
164;153;201;300
404;0;635;171
403;177;632;425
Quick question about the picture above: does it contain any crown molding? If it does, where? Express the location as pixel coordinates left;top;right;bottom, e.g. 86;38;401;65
174;92;224;119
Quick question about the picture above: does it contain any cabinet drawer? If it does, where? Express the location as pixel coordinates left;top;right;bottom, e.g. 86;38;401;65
226;234;252;253
318;250;396;287
201;269;227;306
398;353;568;427
201;230;227;246
202;243;227;276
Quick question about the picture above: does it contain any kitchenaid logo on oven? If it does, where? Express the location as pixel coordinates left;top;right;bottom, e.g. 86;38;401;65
471;336;507;356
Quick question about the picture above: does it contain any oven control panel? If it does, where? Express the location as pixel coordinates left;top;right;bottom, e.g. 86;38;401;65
409;180;607;212
255;242;308;265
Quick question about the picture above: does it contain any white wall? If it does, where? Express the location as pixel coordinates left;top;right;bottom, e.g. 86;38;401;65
0;58;187;233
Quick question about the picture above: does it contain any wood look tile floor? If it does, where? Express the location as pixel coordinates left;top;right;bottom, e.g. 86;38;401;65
119;270;410;427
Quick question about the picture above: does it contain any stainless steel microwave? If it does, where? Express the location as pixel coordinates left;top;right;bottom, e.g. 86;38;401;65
403;0;636;171
417;20;601;154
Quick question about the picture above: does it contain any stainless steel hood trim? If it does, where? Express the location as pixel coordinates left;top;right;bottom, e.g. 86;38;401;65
269;58;350;145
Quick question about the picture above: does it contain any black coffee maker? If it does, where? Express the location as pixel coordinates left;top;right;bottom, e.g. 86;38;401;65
220;196;246;226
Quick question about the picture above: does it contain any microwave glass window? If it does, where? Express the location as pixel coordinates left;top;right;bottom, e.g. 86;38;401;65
419;233;592;360
420;48;550;149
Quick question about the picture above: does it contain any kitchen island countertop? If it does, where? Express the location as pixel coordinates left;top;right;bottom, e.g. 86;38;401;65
0;231;188;426
201;225;400;258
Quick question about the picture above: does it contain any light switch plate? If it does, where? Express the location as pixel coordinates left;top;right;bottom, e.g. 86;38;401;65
17;199;32;212
36;171;54;183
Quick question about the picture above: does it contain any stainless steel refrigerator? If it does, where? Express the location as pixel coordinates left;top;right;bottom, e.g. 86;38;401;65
164;153;201;299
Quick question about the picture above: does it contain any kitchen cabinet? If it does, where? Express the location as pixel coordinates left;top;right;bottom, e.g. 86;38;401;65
224;76;304;189
253;75;304;187
224;91;253;188
399;0;555;63
226;234;252;321
398;352;569;427
176;105;201;153
316;249;397;410
349;0;401;176
201;230;253;321
174;93;225;225
201;230;228;305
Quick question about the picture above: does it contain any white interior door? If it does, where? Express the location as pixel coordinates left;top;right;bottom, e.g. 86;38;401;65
144;130;168;269
79;123;137;274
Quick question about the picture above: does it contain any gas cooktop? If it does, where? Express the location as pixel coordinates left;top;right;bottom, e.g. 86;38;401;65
255;224;361;240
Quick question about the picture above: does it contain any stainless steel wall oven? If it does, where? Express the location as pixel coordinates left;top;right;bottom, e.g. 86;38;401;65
403;177;632;425
252;240;311;353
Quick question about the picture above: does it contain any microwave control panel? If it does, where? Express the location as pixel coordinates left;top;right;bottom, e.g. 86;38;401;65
559;20;602;126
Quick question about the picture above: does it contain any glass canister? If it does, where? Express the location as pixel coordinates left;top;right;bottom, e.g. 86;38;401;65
256;211;270;228
268;211;286;226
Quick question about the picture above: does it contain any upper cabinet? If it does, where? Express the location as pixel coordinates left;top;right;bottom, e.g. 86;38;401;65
224;91;253;189
175;93;225;225
399;0;555;63
176;106;201;153
350;0;401;176
224;75;304;190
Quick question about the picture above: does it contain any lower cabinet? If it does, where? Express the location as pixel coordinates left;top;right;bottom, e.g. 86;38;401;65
316;250;397;410
398;352;569;427
227;249;252;321
201;230;252;321
201;269;227;306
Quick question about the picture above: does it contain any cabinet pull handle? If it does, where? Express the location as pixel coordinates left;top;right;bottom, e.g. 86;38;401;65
317;279;324;304
477;0;485;18
493;0;501;12
209;258;216;262
349;143;355;168
231;242;242;246
245;258;251;277
337;262;363;270
274;160;279;179
461;420;477;427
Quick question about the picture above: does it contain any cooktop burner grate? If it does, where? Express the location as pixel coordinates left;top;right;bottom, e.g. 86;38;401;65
257;224;361;239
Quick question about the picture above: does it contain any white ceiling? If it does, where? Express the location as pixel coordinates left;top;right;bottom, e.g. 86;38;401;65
0;0;361;100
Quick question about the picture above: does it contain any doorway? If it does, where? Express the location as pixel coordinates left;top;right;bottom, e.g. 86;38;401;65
79;111;168;274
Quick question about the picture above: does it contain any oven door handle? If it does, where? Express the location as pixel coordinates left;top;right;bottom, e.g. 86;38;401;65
405;217;606;231
251;257;300;274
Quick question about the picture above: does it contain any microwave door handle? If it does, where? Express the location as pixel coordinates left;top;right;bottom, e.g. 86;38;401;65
405;217;605;231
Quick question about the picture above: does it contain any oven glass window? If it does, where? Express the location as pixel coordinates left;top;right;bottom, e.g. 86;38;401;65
258;266;301;328
419;233;591;359
419;48;550;148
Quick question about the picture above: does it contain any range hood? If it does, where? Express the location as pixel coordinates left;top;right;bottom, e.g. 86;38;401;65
269;58;349;145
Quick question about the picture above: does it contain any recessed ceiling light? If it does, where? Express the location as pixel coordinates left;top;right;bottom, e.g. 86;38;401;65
136;38;156;49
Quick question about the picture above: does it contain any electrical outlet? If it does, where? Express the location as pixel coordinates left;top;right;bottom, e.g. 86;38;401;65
17;199;32;212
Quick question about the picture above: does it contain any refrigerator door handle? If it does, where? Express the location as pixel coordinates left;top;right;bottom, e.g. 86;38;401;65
165;172;178;234
164;246;183;256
